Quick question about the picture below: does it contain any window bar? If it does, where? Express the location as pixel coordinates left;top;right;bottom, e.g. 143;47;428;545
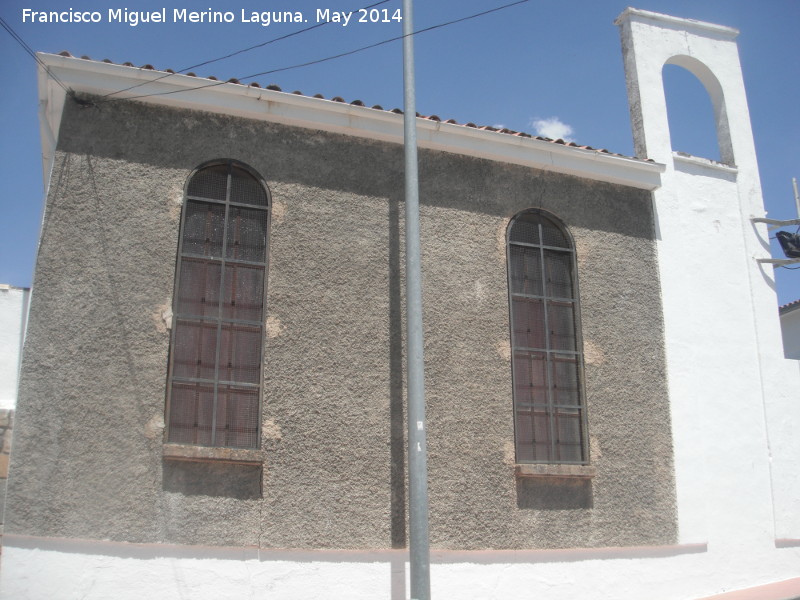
510;243;528;462
537;223;558;463
210;163;233;446
188;386;197;445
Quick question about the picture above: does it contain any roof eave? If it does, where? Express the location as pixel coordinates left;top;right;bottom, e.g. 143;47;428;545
780;300;800;316
37;52;665;193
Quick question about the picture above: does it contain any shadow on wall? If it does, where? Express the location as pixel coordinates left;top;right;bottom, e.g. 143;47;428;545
516;477;593;510
162;460;262;499
55;98;653;241
388;194;407;549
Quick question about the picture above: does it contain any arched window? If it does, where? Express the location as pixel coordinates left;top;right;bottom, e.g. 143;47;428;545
507;210;587;464
166;160;270;449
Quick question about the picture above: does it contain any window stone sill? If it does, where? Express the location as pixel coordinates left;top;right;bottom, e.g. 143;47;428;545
515;464;596;478
162;443;264;465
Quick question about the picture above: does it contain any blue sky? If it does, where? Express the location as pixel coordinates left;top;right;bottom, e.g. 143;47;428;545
1;0;798;305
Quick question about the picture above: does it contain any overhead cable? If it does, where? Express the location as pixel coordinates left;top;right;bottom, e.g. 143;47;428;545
100;0;393;99
0;15;72;95
99;0;531;104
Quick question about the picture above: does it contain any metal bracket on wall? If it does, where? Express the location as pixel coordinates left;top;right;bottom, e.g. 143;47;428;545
751;217;800;230
756;257;800;266
751;218;800;265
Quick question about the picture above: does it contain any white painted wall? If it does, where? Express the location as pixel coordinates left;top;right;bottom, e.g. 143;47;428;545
2;539;799;600
616;0;800;579
0;285;29;410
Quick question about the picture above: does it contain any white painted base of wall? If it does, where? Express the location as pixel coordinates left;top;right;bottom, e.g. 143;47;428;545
0;286;29;410
2;537;799;600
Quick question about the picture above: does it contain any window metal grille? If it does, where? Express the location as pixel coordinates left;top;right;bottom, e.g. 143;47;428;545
507;210;588;464
166;161;270;449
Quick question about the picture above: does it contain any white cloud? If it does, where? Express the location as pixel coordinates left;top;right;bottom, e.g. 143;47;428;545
531;117;575;142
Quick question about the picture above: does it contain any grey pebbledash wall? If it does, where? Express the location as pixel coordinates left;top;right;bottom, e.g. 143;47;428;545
7;96;676;550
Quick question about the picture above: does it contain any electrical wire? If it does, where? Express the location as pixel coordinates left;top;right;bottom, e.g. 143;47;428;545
0;15;72;95
98;0;531;104
100;0;393;99
236;0;532;82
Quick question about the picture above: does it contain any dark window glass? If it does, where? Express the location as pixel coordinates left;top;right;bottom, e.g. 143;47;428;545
167;161;269;449
507;210;587;464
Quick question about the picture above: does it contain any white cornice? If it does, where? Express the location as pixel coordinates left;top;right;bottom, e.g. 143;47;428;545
615;7;739;39
37;52;664;193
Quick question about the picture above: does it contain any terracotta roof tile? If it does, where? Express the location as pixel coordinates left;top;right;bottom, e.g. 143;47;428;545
780;299;800;313
54;51;649;162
